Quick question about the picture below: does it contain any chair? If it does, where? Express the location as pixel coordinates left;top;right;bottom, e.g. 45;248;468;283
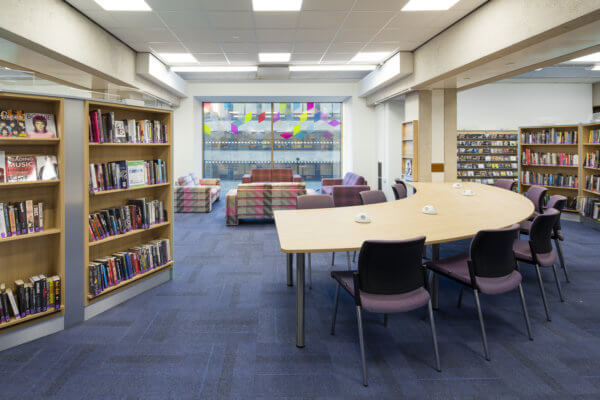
523;186;547;220
520;195;569;283
321;172;367;195
330;237;440;386
392;183;407;200
426;224;532;360
297;194;336;288
494;179;517;192
513;208;563;322
332;185;371;207
359;190;387;205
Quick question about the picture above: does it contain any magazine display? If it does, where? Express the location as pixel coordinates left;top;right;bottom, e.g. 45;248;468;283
1;155;59;182
0;110;27;137
24;113;58;138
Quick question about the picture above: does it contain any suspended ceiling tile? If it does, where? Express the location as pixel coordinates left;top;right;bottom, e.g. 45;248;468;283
294;29;338;42
327;42;366;53
158;11;210;28
147;42;188;53
205;11;255;29
197;0;253;11
353;0;409;12
335;28;379;42
298;11;347;29
191;53;229;63
221;42;258;53
257;42;294;52
185;42;223;53
255;29;296;42
291;53;326;63
227;53;259;63
321;52;355;63
293;42;330;53
343;11;395;30
213;29;256;41
302;0;355;11
145;0;205;11
254;12;299;29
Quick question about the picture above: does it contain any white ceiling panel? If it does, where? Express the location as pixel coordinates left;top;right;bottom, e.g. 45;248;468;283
327;42;366;53
227;53;259;63
197;0;253;11
294;29;337;42
254;13;299;29
293;42;330;53
321;53;355;63
191;53;229;63
298;12;347;29
291;53;325;63
353;0;409;12
255;30;296;42
158;11;210;29
362;42;402;53
148;42;188;53
205;12;254;29
221;42;257;53
213;29;257;41
111;28;178;44
343;12;395;29
301;0;356;11
108;12;166;29
336;29;379;42
185;42;223;53
145;0;205;11
257;42;294;52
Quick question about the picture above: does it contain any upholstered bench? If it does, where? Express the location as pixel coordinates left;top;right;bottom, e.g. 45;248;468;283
174;175;221;213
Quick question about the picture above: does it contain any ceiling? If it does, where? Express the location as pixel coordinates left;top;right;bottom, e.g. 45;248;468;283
65;0;487;70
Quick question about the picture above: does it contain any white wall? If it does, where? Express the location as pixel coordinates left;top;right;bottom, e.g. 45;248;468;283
173;81;379;187
458;82;593;130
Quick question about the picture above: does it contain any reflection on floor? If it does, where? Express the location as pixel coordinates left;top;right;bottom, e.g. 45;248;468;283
2;199;600;399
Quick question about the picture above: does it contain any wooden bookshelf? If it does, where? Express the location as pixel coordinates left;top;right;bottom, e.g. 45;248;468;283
518;124;581;213
457;130;518;185
0;93;65;330
580;122;600;223
402;120;418;181
84;101;173;305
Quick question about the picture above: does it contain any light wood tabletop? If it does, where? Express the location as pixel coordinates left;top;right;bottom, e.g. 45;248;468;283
274;182;534;253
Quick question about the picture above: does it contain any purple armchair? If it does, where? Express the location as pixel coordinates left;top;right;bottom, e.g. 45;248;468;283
321;172;367;196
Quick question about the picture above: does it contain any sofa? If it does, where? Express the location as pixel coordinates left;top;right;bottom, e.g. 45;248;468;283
174;174;221;213
321;172;370;207
226;182;310;226
242;168;303;183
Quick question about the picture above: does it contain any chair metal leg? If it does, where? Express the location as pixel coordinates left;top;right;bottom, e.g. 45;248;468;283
518;283;533;340
331;284;340;335
296;253;306;347
551;264;565;302
353;251;356;263
473;289;490;361
431;244;440;310
308;254;312;290
535;264;551;321
356;306;368;386
383;314;388;327
554;239;569;283
428;300;441;372
346;252;352;270
457;287;464;308
286;253;293;286
331;252;335;266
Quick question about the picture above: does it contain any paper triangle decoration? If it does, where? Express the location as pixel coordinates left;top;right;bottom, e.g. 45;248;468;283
258;112;266;123
313;112;321;122
279;102;287;112
307;102;314;111
203;123;211;135
299;112;307;123
244;112;252;123
293;124;301;135
295;132;306;139
329;119;340;127
273;112;280;123
322;132;334;139
231;124;238;135
280;132;292;139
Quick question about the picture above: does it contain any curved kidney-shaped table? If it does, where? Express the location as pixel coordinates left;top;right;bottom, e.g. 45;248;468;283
274;182;534;348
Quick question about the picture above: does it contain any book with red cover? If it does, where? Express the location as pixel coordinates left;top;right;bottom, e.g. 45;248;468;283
6;155;37;182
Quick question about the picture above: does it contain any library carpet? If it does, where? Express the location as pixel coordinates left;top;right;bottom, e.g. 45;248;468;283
2;200;600;400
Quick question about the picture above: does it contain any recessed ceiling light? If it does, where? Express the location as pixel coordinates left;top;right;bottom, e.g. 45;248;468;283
591;65;600;71
402;0;460;11
290;65;376;71
350;52;390;63
534;68;543;71
94;0;151;11
571;52;600;63
253;0;302;11
171;66;258;72
158;53;197;64
259;53;291;63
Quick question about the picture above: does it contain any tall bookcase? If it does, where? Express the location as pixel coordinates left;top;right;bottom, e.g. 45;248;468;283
84;101;173;306
456;130;518;184
0;93;65;331
402;120;418;181
581;122;600;225
518;125;581;213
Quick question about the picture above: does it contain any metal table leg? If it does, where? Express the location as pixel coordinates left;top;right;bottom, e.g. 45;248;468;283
296;253;305;348
431;244;440;310
287;253;293;287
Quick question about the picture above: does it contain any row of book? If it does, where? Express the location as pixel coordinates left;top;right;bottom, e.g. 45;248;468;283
0;110;58;138
585;175;600;193
458;171;516;178
457;133;517;140
458;155;518;162
458;148;516;154
89;110;167;143
587;129;599;144
458;141;517;147
580;197;600;220
0;201;44;239
521;150;579;166
88;159;167;192
89;198;166;242
0;152;58;183
521;172;579;188
521;129;578;144
584;150;600;169
88;238;171;296
549;195;578;212
0;275;61;323
458;163;518;170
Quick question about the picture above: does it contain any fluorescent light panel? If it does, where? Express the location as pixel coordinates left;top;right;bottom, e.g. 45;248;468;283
94;0;151;11
591;65;600;71
171;66;258;72
290;65;376;71
350;52;390;63
259;53;291;62
571;52;600;63
158;53;197;64
402;0;460;11
253;0;302;11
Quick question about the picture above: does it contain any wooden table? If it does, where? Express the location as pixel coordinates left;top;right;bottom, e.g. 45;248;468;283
274;182;534;348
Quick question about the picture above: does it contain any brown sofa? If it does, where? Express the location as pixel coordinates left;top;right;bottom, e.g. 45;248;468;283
242;168;303;183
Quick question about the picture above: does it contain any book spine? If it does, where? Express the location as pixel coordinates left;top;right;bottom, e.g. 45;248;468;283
25;200;34;233
38;202;44;231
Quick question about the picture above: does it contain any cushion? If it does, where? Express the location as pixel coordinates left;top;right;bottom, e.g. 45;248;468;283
513;240;557;267
321;186;333;195
271;168;293;182
251;169;272;182
342;172;365;186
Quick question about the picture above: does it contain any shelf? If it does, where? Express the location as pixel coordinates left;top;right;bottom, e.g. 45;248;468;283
457;145;516;148
459;176;517;179
89;142;169;147
0;228;61;245
520;143;578;146
0;179;60;188
87;261;173;301
0;137;60;145
583;143;600;146
583;166;600;171
458;168;515;171
402;138;413;142
90;182;170;196
521;164;578;168
89;221;170;247
583;189;600;196
520;183;579;191
0;306;64;331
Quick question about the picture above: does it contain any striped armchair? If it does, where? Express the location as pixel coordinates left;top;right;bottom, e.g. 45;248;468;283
174;174;221;213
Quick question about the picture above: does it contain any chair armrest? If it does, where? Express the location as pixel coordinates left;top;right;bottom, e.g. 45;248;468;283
293;174;303;182
322;178;343;186
242;174;251;183
197;178;220;186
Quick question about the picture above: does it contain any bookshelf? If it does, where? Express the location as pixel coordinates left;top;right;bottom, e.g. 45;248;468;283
84;101;173;305
518;125;581;213
456;130;518;184
402;120;418;181
581;122;600;224
0;93;65;331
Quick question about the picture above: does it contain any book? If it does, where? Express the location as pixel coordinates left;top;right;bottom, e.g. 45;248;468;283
0;150;5;182
0;110;26;137
127;160;146;188
36;155;59;180
25;200;34;233
6;155;37;182
25;113;57;138
114;120;127;143
6;288;19;320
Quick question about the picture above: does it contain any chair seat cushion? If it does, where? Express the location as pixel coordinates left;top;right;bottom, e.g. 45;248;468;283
513;240;557;267
476;271;522;295
426;253;471;285
331;271;430;313
321;186;333;195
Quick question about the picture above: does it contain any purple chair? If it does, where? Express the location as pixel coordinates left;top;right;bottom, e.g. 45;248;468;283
359;190;387;205
297;194;336;289
331;237;440;386
523;186;548;221
322;172;367;196
332;185;371;207
494;179;517;192
513;208;563;322
520;195;569;283
392;183;407;200
426;224;532;360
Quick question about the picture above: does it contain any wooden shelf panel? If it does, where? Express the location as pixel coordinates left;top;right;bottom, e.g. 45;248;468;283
89;221;170;247
90;182;170;196
520;143;578;146
520;183;578;191
87;261;173;301
0;180;60;188
0;306;64;331
89;142;169;147
521;164;578;168
0;138;60;145
583;189;600;196
0;228;60;245
583;166;600;171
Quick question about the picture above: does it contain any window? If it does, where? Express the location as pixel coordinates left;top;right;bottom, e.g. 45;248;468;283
202;102;342;191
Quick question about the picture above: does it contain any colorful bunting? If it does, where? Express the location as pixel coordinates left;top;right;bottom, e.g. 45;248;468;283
329;119;340;127
295;132;306;139
299;112;307;123
203;123;211;135
279;102;287;112
293;124;301;135
293;103;301;111
307;102;314;111
322;132;334;139
258;112;266;123
313;112;321;122
280;132;292;139
244;112;252;123
231;124;238;135
273;112;280;123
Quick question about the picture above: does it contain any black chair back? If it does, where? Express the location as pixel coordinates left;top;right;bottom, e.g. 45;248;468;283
524;186;547;213
357;237;426;295
494;179;516;191
392;183;407;200
469;224;519;279
359;190;387;205
546;194;566;232
297;194;334;209
530;208;560;255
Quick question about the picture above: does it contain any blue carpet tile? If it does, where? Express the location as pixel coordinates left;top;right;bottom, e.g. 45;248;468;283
1;199;600;399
